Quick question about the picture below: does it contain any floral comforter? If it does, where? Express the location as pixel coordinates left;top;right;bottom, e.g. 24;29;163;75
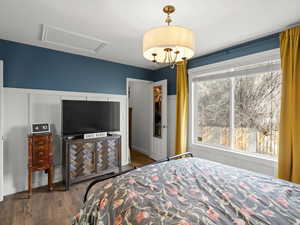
73;158;300;225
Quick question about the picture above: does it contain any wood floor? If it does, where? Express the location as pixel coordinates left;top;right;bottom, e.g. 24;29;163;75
0;151;153;225
0;182;90;225
130;150;155;167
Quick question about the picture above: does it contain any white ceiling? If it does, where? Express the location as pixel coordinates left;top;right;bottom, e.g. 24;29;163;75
0;0;300;70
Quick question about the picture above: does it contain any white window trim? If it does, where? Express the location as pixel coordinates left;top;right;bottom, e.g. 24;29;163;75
188;48;280;164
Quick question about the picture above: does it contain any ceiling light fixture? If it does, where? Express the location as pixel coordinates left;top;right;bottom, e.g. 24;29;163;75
143;5;195;68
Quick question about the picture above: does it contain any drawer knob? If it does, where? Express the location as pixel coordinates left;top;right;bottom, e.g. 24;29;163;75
38;160;44;163
38;152;44;156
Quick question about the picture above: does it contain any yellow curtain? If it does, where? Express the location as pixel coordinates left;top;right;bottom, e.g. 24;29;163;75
278;26;300;184
175;61;188;155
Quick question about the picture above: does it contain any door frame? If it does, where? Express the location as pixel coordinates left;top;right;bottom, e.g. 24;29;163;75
150;79;168;160
126;78;153;162
0;61;3;201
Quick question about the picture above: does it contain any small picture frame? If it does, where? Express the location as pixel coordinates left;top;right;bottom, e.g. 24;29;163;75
31;123;51;134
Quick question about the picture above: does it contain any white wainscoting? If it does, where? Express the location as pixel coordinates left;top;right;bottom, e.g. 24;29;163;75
167;95;277;177
3;88;128;196
0;61;3;201
167;95;176;157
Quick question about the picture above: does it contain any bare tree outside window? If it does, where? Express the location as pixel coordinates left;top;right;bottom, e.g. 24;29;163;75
195;70;281;157
196;78;230;147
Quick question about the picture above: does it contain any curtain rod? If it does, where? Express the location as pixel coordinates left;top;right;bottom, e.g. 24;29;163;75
281;22;300;31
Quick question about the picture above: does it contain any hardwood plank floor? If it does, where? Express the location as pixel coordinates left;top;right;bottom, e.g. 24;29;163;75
0;182;89;225
130;150;155;167
0;151;154;225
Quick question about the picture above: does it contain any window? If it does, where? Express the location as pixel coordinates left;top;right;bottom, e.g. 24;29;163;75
191;52;281;158
196;78;231;147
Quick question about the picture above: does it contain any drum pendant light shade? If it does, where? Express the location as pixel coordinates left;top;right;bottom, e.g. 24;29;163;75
143;25;195;63
143;5;196;67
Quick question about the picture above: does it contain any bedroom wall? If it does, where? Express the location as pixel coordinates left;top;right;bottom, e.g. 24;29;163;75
0;39;153;94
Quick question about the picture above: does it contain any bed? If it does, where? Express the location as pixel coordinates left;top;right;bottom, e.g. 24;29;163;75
73;154;300;225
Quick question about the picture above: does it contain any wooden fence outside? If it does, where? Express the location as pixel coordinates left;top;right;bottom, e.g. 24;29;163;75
200;127;279;157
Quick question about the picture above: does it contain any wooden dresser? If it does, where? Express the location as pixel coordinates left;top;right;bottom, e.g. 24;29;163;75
62;135;121;190
28;133;54;197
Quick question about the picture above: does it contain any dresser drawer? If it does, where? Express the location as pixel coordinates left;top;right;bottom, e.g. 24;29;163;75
29;134;52;169
34;149;48;159
33;158;49;167
33;149;48;164
34;140;48;146
33;136;50;146
35;145;48;151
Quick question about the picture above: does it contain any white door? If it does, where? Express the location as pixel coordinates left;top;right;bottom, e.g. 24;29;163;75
0;61;3;201
150;80;168;160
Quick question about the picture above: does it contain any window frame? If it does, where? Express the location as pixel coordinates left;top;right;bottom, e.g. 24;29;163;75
188;49;281;162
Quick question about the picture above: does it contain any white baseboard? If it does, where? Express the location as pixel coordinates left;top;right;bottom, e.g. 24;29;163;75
4;166;62;196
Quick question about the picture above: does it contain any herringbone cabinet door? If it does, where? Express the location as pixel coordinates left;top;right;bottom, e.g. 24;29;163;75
70;142;97;179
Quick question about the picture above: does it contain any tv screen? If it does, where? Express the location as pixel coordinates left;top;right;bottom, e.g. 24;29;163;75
62;100;120;136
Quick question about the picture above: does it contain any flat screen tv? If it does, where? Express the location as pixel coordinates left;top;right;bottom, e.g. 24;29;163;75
62;100;120;136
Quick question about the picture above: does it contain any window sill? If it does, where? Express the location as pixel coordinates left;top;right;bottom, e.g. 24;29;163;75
190;142;277;166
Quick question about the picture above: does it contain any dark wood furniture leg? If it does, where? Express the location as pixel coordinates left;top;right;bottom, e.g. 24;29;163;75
48;166;53;191
28;167;32;198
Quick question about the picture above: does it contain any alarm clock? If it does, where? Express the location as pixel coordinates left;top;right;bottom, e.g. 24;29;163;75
31;123;50;134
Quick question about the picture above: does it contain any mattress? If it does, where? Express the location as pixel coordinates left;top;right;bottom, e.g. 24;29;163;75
73;158;300;225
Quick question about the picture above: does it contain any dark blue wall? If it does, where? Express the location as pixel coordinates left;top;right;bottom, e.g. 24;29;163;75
0;33;280;95
0;39;153;95
154;33;280;95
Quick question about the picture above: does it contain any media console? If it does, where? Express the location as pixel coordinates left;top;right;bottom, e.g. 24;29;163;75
62;134;121;190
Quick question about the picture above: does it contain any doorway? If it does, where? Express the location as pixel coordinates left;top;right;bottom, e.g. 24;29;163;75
126;78;168;167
